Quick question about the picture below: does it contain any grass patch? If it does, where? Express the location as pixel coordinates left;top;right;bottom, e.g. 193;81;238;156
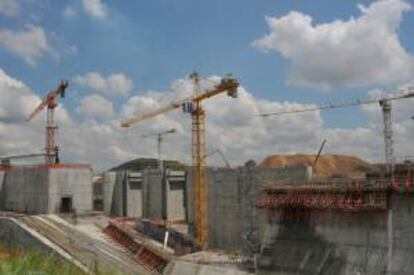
0;249;84;275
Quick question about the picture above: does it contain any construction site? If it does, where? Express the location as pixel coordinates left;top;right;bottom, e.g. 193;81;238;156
1;1;414;274
0;69;413;275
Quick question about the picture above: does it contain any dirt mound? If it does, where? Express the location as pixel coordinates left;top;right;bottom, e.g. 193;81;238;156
259;154;375;177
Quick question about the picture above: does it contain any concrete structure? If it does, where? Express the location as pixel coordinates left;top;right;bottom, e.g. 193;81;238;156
0;217;89;273
104;165;311;252
0;164;92;214
164;260;251;275
93;175;104;211
257;176;414;274
104;169;187;221
0;214;148;274
186;166;312;252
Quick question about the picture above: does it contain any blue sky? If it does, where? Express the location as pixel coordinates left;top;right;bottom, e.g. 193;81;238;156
3;1;411;94
1;0;414;169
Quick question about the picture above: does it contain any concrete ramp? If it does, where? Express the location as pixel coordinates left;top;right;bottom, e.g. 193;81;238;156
163;260;251;275
0;215;88;273
5;214;148;274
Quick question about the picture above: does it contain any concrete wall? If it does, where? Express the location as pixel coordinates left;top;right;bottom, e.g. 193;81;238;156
103;165;311;252
0;165;92;214
166;170;186;221
0;170;4;209
143;170;163;219
48;168;92;214
257;194;414;275
104;169;186;221
1;167;49;213
103;171;117;215
186;166;312;252
127;178;143;218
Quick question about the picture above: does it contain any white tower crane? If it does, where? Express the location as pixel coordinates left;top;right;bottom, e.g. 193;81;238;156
142;128;177;173
259;86;414;170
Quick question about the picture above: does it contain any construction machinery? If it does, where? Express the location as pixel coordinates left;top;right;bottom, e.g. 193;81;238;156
206;148;232;169
313;139;327;169
259;86;414;170
142;128;177;173
120;72;239;247
26;80;69;164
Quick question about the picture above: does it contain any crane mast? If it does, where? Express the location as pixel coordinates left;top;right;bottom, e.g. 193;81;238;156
45;96;58;164
142;128;176;173
380;100;394;171
190;72;208;246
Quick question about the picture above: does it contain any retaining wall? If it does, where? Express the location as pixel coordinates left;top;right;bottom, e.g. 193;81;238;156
258;193;414;275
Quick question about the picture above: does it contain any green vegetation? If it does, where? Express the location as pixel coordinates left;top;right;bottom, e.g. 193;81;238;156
0;248;127;275
110;157;185;171
0;250;83;275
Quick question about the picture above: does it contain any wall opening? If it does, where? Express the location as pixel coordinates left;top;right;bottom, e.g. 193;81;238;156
60;197;72;213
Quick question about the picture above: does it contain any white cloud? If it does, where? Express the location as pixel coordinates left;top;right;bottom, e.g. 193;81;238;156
0;68;39;123
2;68;414;171
253;0;414;90
0;0;19;17
77;94;115;119
75;72;133;96
82;0;107;19
0;25;50;66
0;25;77;65
63;5;77;18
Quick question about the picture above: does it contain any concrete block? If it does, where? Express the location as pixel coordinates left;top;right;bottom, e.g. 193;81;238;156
0;164;92;214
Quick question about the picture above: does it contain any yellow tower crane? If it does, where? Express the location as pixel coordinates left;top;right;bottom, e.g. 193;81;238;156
120;72;239;247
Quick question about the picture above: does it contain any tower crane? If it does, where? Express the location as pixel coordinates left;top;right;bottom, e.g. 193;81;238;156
142;128;177;173
26;80;69;164
258;86;414;170
120;72;239;247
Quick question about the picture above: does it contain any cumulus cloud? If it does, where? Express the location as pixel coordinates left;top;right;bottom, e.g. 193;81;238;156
0;68;39;123
75;72;133;96
253;0;414;90
0;25;50;66
77;94;116;119
1;68;413;171
0;0;19;17
0;25;77;66
82;0;107;19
